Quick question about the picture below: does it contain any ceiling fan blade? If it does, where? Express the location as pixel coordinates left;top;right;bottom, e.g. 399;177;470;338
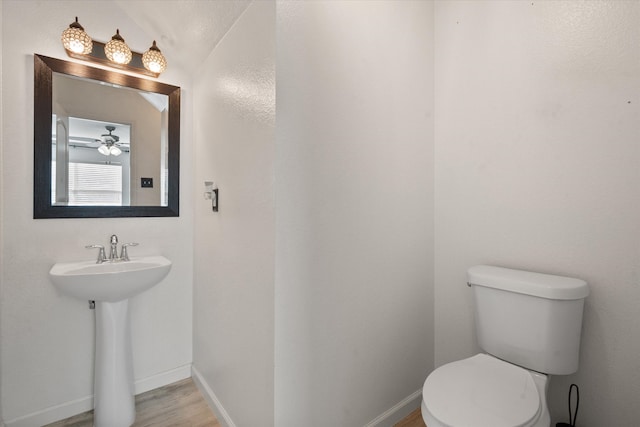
69;136;102;147
69;136;99;143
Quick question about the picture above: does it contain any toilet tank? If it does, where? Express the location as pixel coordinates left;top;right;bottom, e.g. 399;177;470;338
468;265;589;375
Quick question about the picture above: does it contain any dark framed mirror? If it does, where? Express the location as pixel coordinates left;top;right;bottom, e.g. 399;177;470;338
34;54;180;218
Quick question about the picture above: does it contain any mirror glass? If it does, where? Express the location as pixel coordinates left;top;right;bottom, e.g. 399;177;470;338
34;54;180;218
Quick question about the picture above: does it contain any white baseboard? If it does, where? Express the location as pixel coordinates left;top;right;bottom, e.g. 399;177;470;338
134;363;192;395
191;365;418;427
6;365;416;427
4;364;192;427
4;394;94;427
364;389;422;427
191;365;236;427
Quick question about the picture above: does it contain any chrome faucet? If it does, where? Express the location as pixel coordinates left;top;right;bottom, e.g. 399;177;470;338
85;244;107;264
87;235;138;263
109;234;119;261
120;243;139;261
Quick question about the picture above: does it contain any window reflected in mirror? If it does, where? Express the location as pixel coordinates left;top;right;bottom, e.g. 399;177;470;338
52;117;133;206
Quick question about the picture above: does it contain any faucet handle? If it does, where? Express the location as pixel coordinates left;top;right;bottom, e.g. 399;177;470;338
86;245;107;264
120;243;139;261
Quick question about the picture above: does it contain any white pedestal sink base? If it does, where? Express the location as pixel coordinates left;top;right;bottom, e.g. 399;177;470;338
94;300;136;427
49;255;172;427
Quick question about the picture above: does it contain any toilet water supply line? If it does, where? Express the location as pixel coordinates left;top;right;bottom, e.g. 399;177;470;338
556;383;580;427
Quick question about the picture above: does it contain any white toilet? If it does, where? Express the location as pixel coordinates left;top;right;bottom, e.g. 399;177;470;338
422;265;589;427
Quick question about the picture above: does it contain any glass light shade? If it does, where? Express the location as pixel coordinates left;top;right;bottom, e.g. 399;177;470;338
98;145;122;156
104;29;132;65
61;17;92;54
142;41;167;74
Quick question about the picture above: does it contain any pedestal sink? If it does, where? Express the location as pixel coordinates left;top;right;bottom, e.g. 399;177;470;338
50;256;171;427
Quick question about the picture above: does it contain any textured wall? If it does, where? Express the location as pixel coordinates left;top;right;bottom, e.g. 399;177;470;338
434;1;640;425
192;1;275;426
0;0;4;424
0;1;193;423
275;1;435;425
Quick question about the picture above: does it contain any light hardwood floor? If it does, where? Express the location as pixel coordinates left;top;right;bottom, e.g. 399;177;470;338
47;378;425;427
44;378;219;427
394;408;427;427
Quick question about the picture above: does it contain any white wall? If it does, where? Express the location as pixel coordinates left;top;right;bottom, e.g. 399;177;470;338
0;0;4;424
192;1;275;426
434;1;640;425
0;1;193;424
275;1;434;426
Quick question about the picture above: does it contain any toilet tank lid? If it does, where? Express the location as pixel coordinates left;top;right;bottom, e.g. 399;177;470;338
468;265;589;300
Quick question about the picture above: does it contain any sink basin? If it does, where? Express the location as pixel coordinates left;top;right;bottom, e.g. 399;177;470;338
50;255;171;302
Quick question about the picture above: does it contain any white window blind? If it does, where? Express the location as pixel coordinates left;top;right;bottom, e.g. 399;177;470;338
52;162;123;206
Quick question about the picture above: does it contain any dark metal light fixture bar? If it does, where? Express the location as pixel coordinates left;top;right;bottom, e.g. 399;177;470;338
65;40;159;78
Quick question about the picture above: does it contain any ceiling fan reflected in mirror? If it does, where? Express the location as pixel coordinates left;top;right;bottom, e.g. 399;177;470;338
63;117;131;155
98;125;123;156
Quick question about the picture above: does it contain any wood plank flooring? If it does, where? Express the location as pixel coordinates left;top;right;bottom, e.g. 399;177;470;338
44;378;219;427
394;408;427;427
47;377;425;427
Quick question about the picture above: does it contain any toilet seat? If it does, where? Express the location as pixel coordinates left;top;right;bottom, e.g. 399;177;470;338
422;354;541;427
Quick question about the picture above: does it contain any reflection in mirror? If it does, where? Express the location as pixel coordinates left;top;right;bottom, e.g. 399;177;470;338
34;54;180;218
52;117;133;206
51;72;169;207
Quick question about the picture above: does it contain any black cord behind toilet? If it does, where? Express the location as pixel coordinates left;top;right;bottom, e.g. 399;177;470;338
556;383;580;427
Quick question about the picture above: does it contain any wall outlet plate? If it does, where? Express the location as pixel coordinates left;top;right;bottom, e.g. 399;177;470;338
141;177;153;188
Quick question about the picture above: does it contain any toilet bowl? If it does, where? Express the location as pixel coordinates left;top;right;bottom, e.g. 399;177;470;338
421;353;550;427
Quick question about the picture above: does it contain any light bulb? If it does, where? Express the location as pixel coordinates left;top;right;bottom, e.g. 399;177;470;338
104;29;132;65
61;17;92;55
142;41;167;74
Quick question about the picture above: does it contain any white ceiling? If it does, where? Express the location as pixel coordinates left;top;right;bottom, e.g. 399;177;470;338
114;0;252;74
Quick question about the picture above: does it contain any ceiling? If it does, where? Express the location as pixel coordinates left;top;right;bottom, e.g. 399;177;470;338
113;0;252;74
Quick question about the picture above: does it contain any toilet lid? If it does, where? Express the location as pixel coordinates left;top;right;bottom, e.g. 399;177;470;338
422;354;540;427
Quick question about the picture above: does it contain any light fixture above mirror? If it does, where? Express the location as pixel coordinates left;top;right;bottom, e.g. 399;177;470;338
61;17;93;55
104;29;132;65
142;41;168;74
60;17;167;78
